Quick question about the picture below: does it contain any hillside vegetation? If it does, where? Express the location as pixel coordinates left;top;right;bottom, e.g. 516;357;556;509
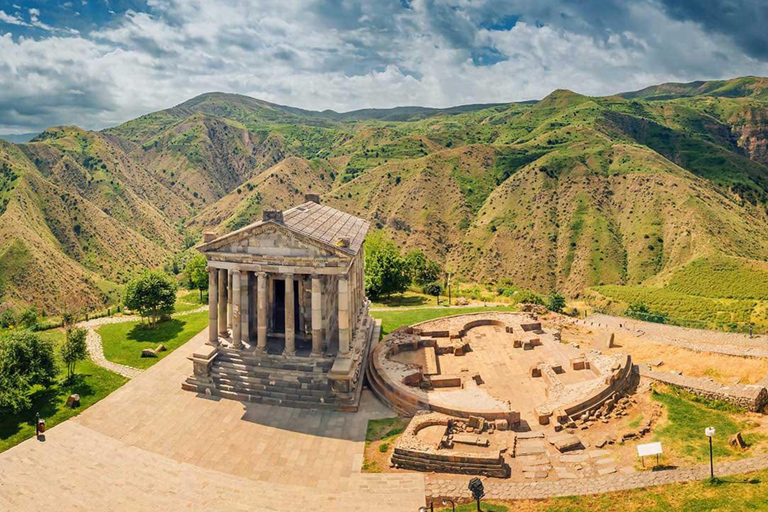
3;77;768;317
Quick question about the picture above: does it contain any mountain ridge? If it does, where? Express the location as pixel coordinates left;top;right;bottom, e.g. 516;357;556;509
3;75;768;312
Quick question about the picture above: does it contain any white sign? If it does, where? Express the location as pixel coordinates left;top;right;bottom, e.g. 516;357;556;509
637;442;663;458
705;427;716;437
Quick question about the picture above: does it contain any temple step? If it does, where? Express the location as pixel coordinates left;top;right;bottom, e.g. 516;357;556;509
216;349;334;373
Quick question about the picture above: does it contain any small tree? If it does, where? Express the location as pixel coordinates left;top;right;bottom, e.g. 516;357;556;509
0;331;57;414
62;327;88;382
124;270;177;328
422;281;443;304
405;250;443;286
547;293;566;313
185;253;208;302
364;234;410;300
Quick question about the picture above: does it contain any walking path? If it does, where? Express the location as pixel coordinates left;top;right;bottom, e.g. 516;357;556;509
577;314;768;358
0;328;426;511
426;454;768;500
77;306;208;379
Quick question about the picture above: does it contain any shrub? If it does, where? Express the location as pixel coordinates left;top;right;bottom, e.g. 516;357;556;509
62;327;88;382
123;269;177;327
0;330;57;414
547;293;566;313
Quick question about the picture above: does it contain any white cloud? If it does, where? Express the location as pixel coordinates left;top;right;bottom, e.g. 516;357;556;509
0;10;30;27
0;0;766;133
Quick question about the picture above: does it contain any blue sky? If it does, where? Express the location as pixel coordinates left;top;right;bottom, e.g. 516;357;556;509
0;0;767;134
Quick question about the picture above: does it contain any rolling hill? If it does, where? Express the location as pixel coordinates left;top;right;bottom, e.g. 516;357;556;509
3;76;768;316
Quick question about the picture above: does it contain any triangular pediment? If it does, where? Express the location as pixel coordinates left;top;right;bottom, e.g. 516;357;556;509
199;221;351;260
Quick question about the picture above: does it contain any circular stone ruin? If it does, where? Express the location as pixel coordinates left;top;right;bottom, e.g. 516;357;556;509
368;312;633;429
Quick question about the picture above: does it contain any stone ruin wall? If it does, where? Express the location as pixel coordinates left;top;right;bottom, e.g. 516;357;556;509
639;366;768;412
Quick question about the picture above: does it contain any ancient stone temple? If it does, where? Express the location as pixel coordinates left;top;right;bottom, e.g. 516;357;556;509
182;195;374;411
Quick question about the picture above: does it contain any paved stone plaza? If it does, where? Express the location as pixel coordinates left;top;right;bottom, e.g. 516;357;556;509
0;328;425;512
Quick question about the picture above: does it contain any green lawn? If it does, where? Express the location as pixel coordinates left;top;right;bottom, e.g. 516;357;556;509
0;329;128;453
370;291;433;308
98;310;208;369
370;306;516;336
174;290;206;313
448;469;768;511
651;387;763;464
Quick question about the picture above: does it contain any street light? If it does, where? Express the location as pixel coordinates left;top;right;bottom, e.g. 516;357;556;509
705;426;716;479
442;498;456;512
468;477;485;512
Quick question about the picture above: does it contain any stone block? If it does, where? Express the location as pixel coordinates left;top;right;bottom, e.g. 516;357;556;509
141;348;158;358
549;433;583;452
66;394;80;408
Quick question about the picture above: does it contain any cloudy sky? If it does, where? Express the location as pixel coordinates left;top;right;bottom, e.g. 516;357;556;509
0;0;767;134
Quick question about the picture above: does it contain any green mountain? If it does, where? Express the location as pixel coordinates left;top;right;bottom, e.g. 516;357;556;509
3;76;768;315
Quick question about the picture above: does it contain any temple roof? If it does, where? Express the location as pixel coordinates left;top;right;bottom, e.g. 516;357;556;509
199;200;370;256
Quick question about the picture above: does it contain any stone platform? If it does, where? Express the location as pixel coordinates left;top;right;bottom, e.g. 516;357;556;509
0;328;425;512
183;310;375;411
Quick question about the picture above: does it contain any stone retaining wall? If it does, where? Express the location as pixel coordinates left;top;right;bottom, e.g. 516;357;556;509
639;366;768;412
391;412;511;478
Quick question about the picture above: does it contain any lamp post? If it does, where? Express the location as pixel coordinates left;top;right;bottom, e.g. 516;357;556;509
468;477;484;512
442;498;456;512
418;503;434;512
705;426;715;479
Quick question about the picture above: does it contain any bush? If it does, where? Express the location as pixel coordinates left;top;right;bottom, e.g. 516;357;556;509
123;269;177;328
422;281;443;298
514;290;544;305
625;301;669;324
62;327;88;382
0;330;58;414
405;250;443;286
364;233;410;299
547;293;566;313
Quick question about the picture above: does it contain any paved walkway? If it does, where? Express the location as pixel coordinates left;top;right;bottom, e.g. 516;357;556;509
77;306;208;379
426;454;768;500
0;327;426;511
579;314;768;358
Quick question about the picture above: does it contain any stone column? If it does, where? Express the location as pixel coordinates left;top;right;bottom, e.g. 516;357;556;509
218;269;228;336
284;274;295;355
231;270;242;348
240;271;250;347
298;277;306;335
208;267;219;345
311;276;323;356
338;275;350;356
257;272;267;351
227;272;233;330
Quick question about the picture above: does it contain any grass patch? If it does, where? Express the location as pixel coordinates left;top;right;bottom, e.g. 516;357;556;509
98;310;208;369
363;417;410;473
370;291;432;308
175;290;205;313
591;285;759;331
651;387;759;464
435;503;509;512
371;306;516;336
481;469;768;511
0;329;127;453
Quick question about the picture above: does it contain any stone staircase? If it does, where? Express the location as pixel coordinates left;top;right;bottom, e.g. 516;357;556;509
183;348;340;410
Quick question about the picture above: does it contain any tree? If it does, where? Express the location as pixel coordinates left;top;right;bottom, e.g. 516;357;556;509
185;253;208;301
625;301;668;324
364;234;410;299
62;327;88;382
514;290;544;305
123;270;177;327
0;331;57;414
422;281;443;304
547;293;566;313
405;250;443;286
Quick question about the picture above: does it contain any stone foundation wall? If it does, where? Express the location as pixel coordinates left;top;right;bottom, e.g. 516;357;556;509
391;412;511;478
640;367;768;412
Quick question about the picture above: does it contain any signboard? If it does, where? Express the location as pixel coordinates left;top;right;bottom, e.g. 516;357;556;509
637;442;662;457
